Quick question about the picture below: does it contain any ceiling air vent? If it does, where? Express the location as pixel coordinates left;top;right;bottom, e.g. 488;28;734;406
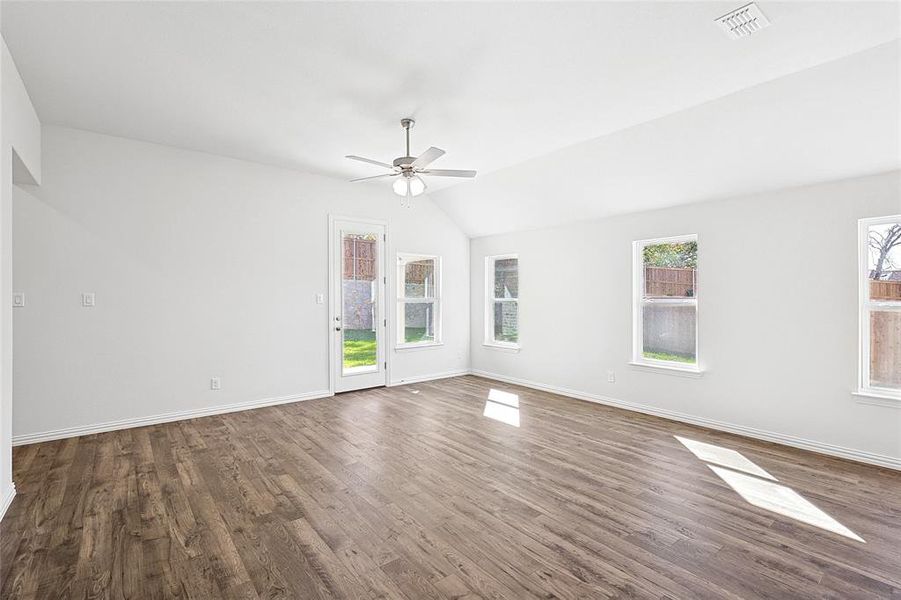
716;3;771;39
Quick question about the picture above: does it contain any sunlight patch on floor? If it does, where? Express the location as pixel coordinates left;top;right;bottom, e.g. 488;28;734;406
484;389;520;426
675;435;776;481
675;435;864;543
488;388;520;407
708;465;865;543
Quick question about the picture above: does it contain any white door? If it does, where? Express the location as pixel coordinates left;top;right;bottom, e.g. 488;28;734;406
331;219;388;392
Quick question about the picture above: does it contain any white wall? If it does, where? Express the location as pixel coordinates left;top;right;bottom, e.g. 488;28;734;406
12;126;469;443
1;35;41;518
471;171;901;466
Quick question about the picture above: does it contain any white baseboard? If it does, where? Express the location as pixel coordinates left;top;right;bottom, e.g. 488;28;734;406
12;389;333;446
388;369;471;387
0;482;15;522
470;369;901;471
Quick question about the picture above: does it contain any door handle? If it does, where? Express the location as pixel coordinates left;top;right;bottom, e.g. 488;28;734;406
335;326;342;331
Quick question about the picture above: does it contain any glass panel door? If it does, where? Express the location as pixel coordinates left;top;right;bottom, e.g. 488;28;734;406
342;233;378;374
332;219;387;393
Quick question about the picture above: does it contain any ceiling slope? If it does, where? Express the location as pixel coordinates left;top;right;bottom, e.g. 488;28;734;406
1;1;898;196
431;41;901;237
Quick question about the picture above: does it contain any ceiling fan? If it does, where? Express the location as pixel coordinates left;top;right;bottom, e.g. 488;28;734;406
346;118;476;202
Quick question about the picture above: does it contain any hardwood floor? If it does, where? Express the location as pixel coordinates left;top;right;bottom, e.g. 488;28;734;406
2;375;900;599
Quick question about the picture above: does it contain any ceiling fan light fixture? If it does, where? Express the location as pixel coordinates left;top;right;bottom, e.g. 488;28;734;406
393;174;425;197
347;118;476;200
408;176;425;196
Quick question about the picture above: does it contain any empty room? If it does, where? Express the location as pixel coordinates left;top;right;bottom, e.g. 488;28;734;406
0;1;900;598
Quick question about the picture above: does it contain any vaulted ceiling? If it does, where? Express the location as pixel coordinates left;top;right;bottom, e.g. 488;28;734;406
2;1;899;235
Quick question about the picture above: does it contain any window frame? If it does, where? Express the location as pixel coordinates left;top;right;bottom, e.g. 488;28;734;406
396;252;442;350
632;234;700;373
858;215;901;401
484;254;520;350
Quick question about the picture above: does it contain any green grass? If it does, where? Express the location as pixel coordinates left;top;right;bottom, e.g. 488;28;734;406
343;328;436;369
343;329;376;369
643;350;696;364
404;327;433;344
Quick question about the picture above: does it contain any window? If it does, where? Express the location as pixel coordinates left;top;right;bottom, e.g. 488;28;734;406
396;253;440;348
633;235;699;370
859;216;901;399
485;255;519;348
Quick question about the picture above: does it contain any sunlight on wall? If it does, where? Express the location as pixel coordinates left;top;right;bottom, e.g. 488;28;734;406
675;436;864;543
483;389;520;426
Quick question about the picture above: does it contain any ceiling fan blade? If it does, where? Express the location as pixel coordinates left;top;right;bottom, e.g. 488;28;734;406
411;146;445;169
346;155;394;169
419;169;477;178
350;173;397;182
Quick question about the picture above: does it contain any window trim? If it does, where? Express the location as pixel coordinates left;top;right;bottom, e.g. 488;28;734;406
858;215;901;401
632;234;701;373
485;254;520;350
396;252;442;349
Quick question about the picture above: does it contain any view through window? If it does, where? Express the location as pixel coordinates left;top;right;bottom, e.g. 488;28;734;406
486;256;519;347
635;236;698;367
342;233;378;372
397;254;440;346
862;217;901;395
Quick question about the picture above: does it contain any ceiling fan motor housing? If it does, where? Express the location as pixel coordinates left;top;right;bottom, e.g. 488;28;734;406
393;156;417;170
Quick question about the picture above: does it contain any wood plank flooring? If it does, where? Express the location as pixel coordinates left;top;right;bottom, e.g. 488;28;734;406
2;375;900;599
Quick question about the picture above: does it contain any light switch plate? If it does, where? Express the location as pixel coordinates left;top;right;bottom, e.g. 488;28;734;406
82;292;96;307
13;292;25;307
210;377;221;391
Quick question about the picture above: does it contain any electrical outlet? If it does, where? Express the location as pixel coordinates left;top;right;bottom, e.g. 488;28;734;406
210;377;221;391
82;292;95;307
315;293;325;304
12;292;25;307
607;370;616;383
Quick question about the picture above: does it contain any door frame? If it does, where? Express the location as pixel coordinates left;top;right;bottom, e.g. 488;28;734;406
328;214;391;394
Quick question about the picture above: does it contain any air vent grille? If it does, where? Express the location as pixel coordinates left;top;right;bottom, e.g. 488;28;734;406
716;3;771;39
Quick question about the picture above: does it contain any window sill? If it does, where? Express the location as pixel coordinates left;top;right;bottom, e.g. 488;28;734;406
395;342;443;352
483;342;520;353
628;361;703;378
852;389;901;408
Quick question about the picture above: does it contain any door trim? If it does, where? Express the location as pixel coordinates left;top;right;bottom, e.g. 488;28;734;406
328;214;391;394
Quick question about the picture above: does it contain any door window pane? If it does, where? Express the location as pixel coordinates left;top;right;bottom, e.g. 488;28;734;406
343;233;378;372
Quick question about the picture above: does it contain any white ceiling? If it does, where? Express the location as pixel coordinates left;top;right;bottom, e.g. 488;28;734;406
433;40;901;236
2;1;899;233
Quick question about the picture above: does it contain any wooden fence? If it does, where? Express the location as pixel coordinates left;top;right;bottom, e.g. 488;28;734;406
871;279;901;300
343;238;376;281
404;260;434;285
645;267;696;298
871;311;901;388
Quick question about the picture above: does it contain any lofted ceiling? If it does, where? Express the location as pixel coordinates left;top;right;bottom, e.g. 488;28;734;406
432;40;901;236
2;1;899;235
